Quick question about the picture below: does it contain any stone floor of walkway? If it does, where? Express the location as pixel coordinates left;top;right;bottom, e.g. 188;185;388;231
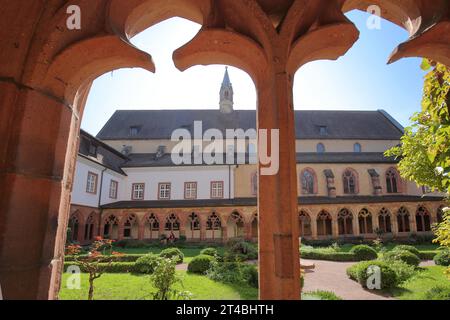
302;260;435;300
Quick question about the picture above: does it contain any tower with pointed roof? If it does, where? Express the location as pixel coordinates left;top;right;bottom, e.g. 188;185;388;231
219;67;234;114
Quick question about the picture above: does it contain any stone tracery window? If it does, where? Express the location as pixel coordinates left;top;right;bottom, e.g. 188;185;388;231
123;214;137;239
103;215;119;239
378;208;392;233
187;212;200;239
386;168;401;194
343;169;358;194
165;213;180;231
84;214;95;241
229;211;244;238
397;207;410;233
299;211;312;237
317;210;332;236
68;214;80;243
416;206;431;232
338;208;353;235
358;209;373;234
145;213;159;239
206;212;222;241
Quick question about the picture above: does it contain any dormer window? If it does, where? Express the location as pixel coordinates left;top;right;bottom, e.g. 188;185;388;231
354;143;362;153
88;143;97;157
319;126;328;136
130;126;140;137
317;143;325;153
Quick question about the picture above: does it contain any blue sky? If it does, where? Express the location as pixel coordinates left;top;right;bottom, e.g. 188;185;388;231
81;10;426;136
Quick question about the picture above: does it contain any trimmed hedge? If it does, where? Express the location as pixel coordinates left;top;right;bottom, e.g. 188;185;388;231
134;254;160;274
347;260;399;289
301;250;358;262
200;248;218;257
383;250;421;267
64;262;136;273
350;245;378;261
392;245;420;257
434;250;450;266
188;255;215;274
65;254;144;263
159;247;184;264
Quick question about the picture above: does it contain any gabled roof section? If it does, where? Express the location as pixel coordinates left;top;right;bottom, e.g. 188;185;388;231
96;110;404;141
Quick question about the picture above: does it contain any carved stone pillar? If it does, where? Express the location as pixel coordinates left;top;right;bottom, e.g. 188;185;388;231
368;169;383;196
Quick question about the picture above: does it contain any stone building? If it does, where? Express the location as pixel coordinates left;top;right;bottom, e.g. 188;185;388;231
69;69;445;245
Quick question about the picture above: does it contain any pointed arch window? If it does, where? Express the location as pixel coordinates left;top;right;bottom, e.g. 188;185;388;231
123;214;137;239
84;214;95;241
416;206;431;232
68;215;80;243
386;168;401;194
358;209;373;234
378;208;392;233
317;143;325;153
397;207;410;233
317;211;332;236
165;214;180;231
299;211;312;237
343;169;358;194
338;209;354;235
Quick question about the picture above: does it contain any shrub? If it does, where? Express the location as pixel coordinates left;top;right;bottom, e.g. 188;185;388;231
227;240;258;260
350;245;378;261
392;245;420;257
159;248;184;264
134;254;160;274
304;290;342;300
424;286;450;300
64;262;136;273
301;250;357;262
241;264;258;288
188;255;215;274
383;250;421;267
347;260;399;289
200;248;218;257
419;251;438;260
434;250;450;266
388;261;417;283
207;261;243;284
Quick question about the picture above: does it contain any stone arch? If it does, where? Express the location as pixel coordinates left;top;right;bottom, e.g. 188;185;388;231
68;211;82;243
143;213;160;240
385;167;402;194
397;207;411;233
251;213;258;239
299;210;312;237
122;213;139;240
84;212;97;243
378;207;392;234
186;212;201;240
338;208;354;236
206;212;222;241
358;208;373;234
103;214;120;240
300;168;318;195
227;211;245;239
416;206;432;232
165;213;181;238
317;210;333;237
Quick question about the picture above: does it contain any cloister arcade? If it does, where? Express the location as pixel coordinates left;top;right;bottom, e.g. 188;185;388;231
0;0;448;300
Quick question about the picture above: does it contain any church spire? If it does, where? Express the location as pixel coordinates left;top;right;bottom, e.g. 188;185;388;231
220;66;234;114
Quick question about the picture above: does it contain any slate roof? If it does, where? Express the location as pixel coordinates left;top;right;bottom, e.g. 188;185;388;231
121;152;398;168
96;110;404;141
79;130;128;175
101;195;444;209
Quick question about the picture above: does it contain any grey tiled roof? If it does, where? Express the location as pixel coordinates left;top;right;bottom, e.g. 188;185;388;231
121;152;398;168
101;195;444;209
97;110;404;141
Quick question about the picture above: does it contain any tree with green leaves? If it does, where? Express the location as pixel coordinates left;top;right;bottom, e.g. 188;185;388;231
385;59;449;275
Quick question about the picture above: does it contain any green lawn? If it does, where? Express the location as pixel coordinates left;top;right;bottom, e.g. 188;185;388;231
388;266;450;300
112;247;226;263
60;271;257;300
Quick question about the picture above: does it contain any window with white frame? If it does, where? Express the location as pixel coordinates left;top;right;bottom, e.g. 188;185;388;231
159;183;171;200
132;183;145;200
184;182;197;200
211;181;224;199
86;172;98;194
109;180;118;199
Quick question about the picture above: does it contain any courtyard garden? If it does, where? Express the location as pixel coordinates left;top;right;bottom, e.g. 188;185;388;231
60;238;450;300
